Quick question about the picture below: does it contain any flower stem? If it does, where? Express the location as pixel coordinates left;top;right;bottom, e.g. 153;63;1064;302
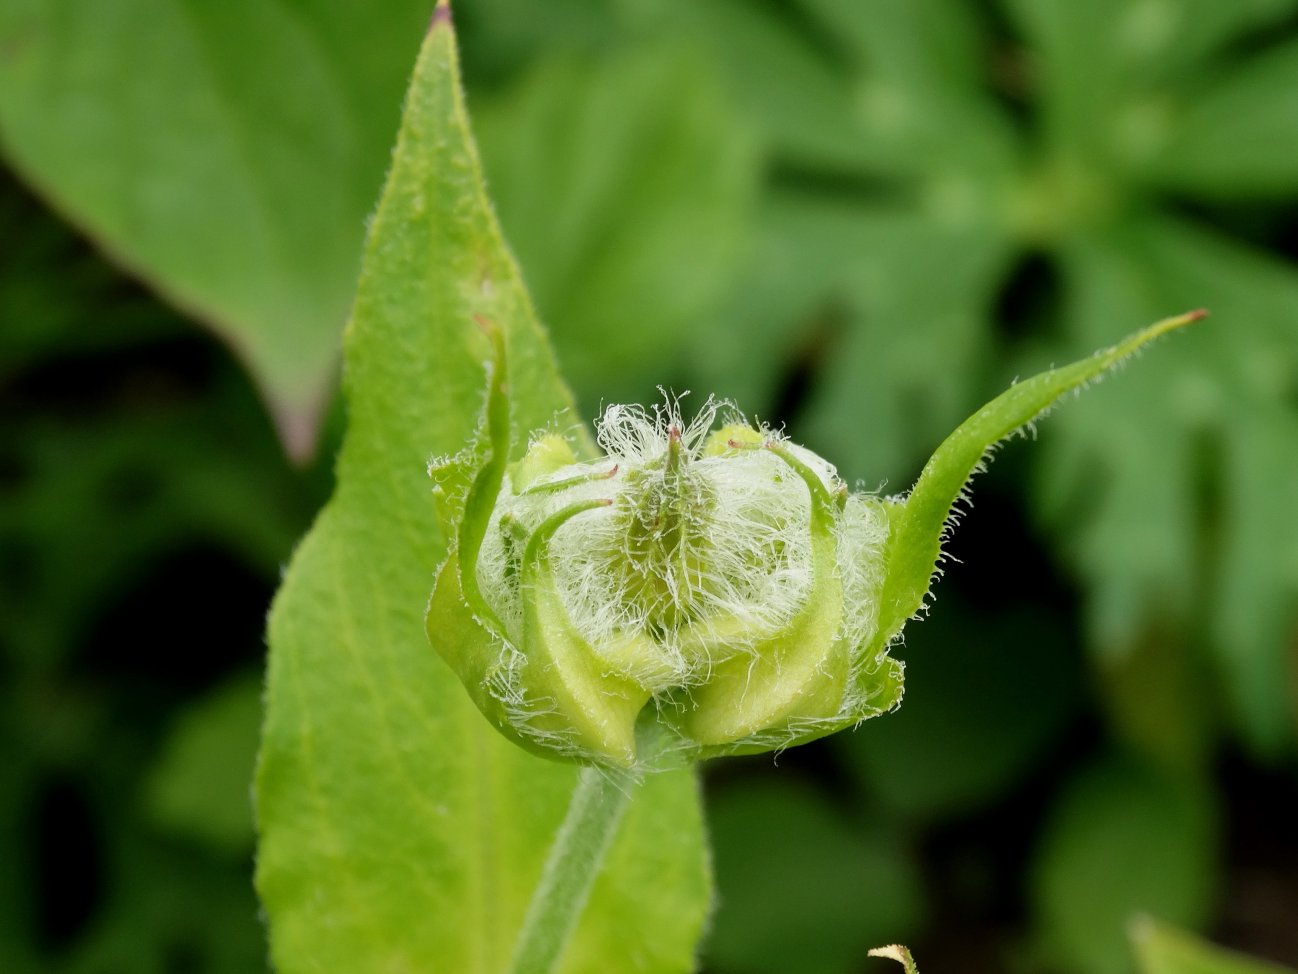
508;764;638;974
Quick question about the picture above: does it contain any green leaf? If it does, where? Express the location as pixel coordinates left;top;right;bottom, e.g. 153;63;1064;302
144;673;261;854
0;361;314;673
684;192;868;421
799;0;987;90
796;0;1019;178
1004;0;1298;170
674;0;870;171
475;43;757;408
0;0;432;457
254;10;708;973
798;205;1016;484
1141;225;1298;758
1032;756;1218;974
1149;38;1298;196
679;0;1016;180
1035;215;1298;755
1131;918;1298;974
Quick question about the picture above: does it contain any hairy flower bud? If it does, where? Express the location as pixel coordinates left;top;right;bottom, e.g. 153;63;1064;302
429;312;1202;770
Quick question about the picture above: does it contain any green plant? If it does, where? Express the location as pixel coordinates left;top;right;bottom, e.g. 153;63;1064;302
4;2;1297;973
254;9;1206;971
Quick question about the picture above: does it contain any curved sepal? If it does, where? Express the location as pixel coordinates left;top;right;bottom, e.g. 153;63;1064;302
517;500;653;768
675;443;849;747
867;310;1206;660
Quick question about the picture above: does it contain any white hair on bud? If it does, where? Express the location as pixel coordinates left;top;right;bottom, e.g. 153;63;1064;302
594;392;729;464
471;391;900;761
834;492;889;663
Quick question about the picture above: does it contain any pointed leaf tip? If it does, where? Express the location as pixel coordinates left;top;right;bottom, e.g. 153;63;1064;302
867;310;1201;659
1134;307;1207;342
430;1;452;30
1100;308;1206;368
270;402;326;467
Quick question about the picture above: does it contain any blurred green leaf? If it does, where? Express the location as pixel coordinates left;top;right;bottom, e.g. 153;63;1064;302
797;0;1019;179
675;0;867;171
683;0;1018;180
1137;224;1298;758
0;171;320;972
704;778;920;974
0;0;431;456
1004;0;1298;171
143;673;260;854
475;42;757;408
684;193;840;415
1150;39;1298;196
0;386;313;671
454;0;622;82
1033;756;1218;974
690;191;1015;485
800;0;986;89
799;207;1015;484
1131;918;1298;974
254;14;708;972
2;671;270;974
1035;215;1298;753
0;180;169;376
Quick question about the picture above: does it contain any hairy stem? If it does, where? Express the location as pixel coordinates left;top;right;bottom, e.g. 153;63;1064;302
508;765;638;973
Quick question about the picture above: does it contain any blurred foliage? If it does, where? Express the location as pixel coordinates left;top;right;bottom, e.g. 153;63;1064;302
0;173;335;970
1032;756;1218;974
1133;920;1298;974
0;0;431;456
2;1;1297;972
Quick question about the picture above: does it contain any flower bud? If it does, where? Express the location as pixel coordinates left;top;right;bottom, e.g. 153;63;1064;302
429;312;1202;770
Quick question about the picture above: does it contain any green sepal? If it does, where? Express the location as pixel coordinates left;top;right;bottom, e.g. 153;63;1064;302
673;612;769;669
866;311;1205;662
425;552;559;764
599;629;683;693
510;433;580;492
426;553;500;716
455;320;512;634
675;444;849;746
520;500;654;768
851;654;906;720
